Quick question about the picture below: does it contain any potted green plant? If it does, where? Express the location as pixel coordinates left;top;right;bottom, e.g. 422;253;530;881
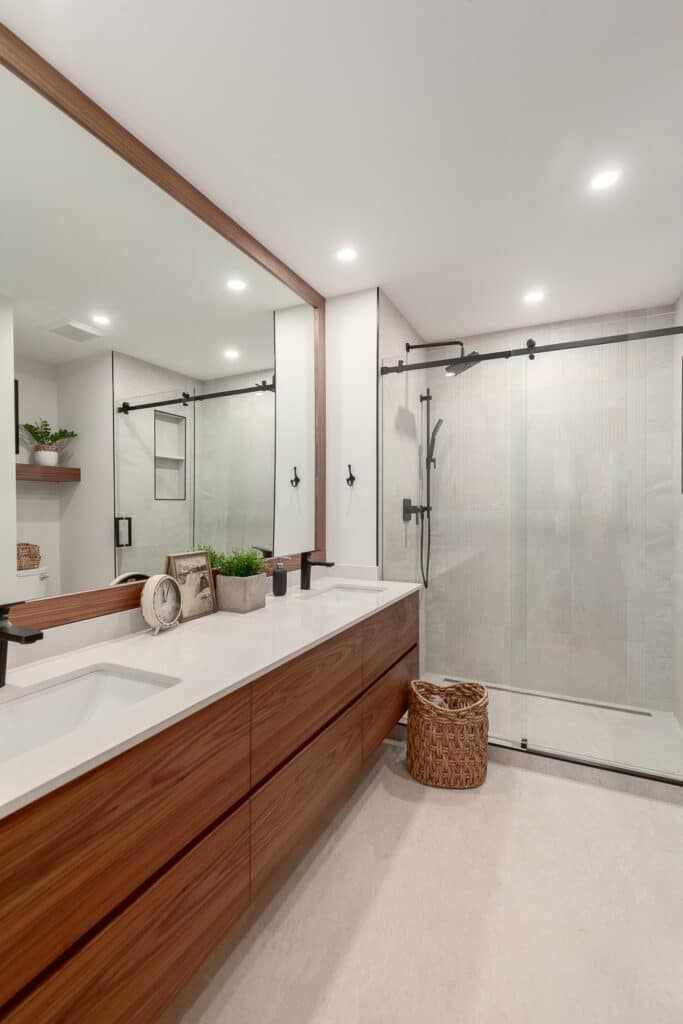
21;420;77;467
208;546;268;613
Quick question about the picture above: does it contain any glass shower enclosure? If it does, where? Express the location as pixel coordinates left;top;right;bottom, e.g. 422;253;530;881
381;307;683;783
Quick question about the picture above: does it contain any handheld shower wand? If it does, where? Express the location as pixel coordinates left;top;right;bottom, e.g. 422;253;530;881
427;418;443;467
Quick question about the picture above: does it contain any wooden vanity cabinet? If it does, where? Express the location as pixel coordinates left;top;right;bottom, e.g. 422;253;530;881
252;700;364;895
362;592;418;685
0;684;250;1010
2;805;250;1024
251;622;364;784
360;646;418;761
0;592;419;1023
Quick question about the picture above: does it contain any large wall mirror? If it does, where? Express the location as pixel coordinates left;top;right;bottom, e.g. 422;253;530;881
0;43;324;620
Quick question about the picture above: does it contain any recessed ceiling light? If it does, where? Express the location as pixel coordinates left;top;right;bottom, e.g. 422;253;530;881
523;289;545;304
335;246;358;263
227;278;247;292
91;313;111;326
224;349;240;360
589;168;621;191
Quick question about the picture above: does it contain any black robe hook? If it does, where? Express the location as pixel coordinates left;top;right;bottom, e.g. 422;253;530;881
290;466;301;487
346;464;356;487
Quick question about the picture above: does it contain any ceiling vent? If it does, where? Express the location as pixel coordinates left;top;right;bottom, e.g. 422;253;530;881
48;320;102;342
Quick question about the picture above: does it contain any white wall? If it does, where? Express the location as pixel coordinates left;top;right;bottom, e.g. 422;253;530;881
378;290;427;583
325;289;379;571
0;298;17;600
274;305;316;555
673;293;683;726
58;351;116;592
14;355;62;594
195;369;275;555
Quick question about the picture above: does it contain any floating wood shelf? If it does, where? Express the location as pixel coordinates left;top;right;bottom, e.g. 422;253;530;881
16;464;81;483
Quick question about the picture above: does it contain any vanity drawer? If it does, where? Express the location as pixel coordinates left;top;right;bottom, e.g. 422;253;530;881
251;624;364;784
251;700;364;895
361;646;419;761
0;684;250;1010
3;804;250;1024
362;592;419;686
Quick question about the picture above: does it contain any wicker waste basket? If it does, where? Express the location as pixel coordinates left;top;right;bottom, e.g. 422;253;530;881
407;679;489;789
17;543;41;571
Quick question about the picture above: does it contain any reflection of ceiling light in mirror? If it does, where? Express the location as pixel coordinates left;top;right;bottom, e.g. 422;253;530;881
335;247;358;263
223;349;240;360
91;313;111;326
227;278;247;291
523;289;545;304
589;168;621;191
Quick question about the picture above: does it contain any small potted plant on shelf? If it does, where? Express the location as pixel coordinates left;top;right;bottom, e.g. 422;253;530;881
21;419;77;467
207;546;268;613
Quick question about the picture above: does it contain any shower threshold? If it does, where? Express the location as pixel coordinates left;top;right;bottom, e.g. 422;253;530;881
444;679;653;717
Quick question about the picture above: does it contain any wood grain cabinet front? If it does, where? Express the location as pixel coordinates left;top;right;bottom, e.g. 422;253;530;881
362;592;419;686
0;684;250;1010
251;624;364;785
251;701;364;896
361;646;419;761
3;805;250;1024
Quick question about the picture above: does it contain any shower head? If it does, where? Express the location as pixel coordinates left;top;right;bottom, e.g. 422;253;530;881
427;418;444;464
445;350;479;376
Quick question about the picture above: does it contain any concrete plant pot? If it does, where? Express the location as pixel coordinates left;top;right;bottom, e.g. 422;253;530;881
34;444;59;467
216;572;267;613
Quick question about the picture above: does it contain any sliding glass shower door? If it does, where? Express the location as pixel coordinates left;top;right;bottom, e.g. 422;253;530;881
381;308;683;782
114;387;195;577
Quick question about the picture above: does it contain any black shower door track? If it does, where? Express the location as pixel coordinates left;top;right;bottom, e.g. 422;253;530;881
380;324;683;375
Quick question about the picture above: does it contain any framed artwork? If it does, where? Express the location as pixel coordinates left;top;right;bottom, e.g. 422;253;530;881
165;550;216;622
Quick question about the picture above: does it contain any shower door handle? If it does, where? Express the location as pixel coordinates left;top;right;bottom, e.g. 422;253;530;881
114;516;133;547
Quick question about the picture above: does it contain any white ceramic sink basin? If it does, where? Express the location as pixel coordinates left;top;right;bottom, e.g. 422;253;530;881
0;664;179;763
298;584;387;603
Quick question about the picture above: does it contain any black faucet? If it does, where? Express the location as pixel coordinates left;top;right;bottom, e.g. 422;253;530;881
300;551;335;591
0;602;44;688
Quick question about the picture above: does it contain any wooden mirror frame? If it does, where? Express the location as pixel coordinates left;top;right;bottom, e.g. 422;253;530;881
0;23;326;629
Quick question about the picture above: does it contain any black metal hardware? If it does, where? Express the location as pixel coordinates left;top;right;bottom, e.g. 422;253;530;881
527;339;536;360
381;324;683;376
117;378;275;414
403;498;424;523
406;339;464;355
290;466;301;488
300;551;335;590
0;601;43;688
114;516;133;547
346;464;356;487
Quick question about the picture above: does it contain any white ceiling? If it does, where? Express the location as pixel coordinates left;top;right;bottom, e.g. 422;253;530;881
1;1;683;341
0;65;297;380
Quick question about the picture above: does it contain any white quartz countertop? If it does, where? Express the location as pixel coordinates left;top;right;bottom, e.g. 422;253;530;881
0;578;420;820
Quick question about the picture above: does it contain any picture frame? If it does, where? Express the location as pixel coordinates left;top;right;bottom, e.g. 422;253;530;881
165;550;216;622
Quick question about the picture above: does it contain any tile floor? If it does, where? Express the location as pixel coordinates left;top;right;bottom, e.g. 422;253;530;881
163;741;683;1024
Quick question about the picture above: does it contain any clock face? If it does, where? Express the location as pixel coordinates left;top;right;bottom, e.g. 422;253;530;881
152;576;181;626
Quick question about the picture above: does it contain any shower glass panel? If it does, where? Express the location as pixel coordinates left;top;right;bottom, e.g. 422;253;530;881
523;321;682;781
115;388;195;577
194;390;275;557
380;353;528;749
381;307;683;782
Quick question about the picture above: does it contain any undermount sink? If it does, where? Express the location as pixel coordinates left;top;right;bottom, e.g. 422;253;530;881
298;584;387;602
0;664;179;763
